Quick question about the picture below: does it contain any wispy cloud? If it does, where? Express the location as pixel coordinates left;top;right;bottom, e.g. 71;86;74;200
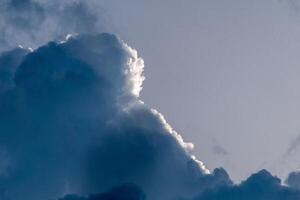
212;145;229;156
280;0;300;11
285;135;300;156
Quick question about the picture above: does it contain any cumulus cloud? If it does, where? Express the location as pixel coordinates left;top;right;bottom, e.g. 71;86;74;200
192;170;300;200
0;0;107;52
0;33;232;200
1;2;300;198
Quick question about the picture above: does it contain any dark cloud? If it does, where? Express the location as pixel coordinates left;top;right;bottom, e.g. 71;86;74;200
193;170;300;200
0;33;230;200
0;0;107;52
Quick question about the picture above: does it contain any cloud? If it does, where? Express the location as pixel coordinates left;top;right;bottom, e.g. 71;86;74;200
0;148;11;177
0;0;107;52
59;183;146;200
1;31;299;200
0;47;29;91
193;170;300;200
286;171;300;190
55;169;300;200
285;135;300;156
212;145;228;156
282;0;300;11
0;33;231;200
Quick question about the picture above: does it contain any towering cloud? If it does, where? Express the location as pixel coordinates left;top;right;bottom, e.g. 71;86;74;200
0;33;230;200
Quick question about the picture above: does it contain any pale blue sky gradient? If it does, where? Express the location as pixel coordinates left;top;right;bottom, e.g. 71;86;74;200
100;0;300;181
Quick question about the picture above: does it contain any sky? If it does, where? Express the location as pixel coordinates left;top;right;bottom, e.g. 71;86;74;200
2;0;300;200
97;0;300;181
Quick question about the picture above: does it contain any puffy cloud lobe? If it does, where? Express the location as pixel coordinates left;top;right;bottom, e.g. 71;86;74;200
193;170;300;200
0;33;229;200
